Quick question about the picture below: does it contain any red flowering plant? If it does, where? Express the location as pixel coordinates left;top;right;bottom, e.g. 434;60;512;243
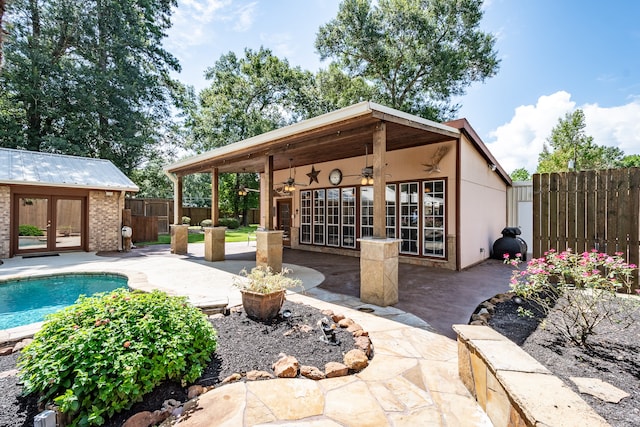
506;248;639;346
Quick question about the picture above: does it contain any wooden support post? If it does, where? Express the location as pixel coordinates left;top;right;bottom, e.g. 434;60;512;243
211;168;219;226
174;175;183;225
262;155;275;230
373;122;387;238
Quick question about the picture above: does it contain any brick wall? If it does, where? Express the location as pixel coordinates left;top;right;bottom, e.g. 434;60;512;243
0;186;10;259
88;190;123;252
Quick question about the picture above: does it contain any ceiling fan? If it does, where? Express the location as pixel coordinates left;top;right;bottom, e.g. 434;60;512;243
276;159;308;193
422;145;451;174
344;145;389;185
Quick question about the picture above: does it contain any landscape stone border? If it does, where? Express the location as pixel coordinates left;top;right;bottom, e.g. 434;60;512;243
453;324;610;427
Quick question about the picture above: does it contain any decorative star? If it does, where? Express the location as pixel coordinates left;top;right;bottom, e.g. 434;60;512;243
306;165;320;184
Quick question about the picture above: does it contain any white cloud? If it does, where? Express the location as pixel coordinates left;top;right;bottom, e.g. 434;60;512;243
487;91;640;174
260;32;294;59
487;91;574;173
233;2;257;32
166;0;230;52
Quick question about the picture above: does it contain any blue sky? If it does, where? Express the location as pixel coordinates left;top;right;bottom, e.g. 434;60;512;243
165;0;640;173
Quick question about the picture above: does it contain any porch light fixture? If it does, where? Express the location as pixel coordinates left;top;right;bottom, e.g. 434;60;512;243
238;186;259;196
488;163;497;172
360;145;374;185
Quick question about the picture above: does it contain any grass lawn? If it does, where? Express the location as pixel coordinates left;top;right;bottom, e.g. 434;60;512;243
136;225;258;246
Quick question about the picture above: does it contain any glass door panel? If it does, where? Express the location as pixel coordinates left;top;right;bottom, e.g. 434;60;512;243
17;197;49;251
55;199;83;249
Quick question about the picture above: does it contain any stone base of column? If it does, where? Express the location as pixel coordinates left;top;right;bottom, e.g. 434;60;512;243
358;238;401;306
170;224;189;255
289;226;300;248
256;230;284;272
204;227;226;261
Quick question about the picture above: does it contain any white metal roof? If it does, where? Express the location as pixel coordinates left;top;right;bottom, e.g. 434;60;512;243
0;148;139;192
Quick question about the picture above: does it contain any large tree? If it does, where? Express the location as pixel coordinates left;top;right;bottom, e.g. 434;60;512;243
0;0;182;173
315;0;499;120
0;0;5;67
537;109;624;173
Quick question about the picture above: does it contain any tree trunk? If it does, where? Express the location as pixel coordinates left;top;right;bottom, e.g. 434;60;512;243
0;0;5;68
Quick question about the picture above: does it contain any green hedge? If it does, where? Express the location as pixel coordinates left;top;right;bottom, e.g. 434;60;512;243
18;289;217;426
218;217;240;229
18;224;43;236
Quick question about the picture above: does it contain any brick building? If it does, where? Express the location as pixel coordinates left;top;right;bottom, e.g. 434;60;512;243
0;148;138;258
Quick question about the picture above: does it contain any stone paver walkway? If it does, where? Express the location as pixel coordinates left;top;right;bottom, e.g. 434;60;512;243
1;243;493;426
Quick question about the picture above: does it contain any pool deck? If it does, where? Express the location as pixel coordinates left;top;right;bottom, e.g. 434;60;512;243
0;243;494;426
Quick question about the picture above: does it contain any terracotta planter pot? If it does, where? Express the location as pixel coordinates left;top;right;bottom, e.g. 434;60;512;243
241;289;286;321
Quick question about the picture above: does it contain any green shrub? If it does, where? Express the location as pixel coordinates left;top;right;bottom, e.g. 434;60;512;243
181;216;191;225
218;217;240;229
200;219;213;227
19;224;43;236
18;289;217;426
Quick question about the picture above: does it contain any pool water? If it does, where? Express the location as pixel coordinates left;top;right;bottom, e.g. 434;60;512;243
0;274;128;330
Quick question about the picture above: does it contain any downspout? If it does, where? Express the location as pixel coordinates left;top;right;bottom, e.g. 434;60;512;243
164;170;180;225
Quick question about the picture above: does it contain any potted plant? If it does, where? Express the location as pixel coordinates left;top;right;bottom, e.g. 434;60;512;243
233;266;303;321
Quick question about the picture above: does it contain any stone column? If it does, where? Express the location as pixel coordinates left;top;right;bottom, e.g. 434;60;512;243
358;237;401;306
256;230;284;272
289;226;300;248
170;224;189;255
204;227;226;261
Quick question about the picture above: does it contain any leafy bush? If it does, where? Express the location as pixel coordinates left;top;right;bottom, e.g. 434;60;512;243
181;216;191;225
200;219;213;227
508;249;639;346
218;217;240;229
233;266;303;294
19;224;43;236
18;289;217;426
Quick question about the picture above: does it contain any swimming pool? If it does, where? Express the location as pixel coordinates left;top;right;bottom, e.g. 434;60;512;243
0;273;128;330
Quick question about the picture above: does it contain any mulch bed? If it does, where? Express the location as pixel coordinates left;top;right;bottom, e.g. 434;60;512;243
488;293;640;427
0;300;359;427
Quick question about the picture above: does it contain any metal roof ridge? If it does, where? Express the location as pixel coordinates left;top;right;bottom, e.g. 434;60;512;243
0;147;113;163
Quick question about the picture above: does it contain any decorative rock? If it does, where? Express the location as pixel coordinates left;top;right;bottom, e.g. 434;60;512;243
481;302;496;313
0;369;18;379
123;411;154;427
331;313;345;323
353;329;369;337
0;346;13;356
246;370;275;381
163;399;181;410
222;373;242;384
299;324;313;333
183;399;199;413
321;309;334;317
187;385;207;399
343;349;368;371
325;362;349;378
300;365;325;380
470;320;486;326
150;409;171;425
354;336;372;357
346;323;363;333
12;338;32;352
208;313;224;319
570;377;631;403
272;355;299;378
337;318;354;328
477;308;490;315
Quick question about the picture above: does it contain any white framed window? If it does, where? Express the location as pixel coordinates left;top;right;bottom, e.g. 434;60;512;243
341;187;356;248
313;189;325;245
300;190;312;244
386;184;396;238
400;182;419;254
423;180;445;257
360;186;373;238
327;188;340;246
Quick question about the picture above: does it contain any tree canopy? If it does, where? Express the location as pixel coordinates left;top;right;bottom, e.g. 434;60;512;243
537;109;624;173
0;0;183;173
510;167;531;181
315;0;500;120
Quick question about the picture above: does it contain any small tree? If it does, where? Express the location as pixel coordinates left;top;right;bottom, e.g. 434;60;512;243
510;167;531;181
537;110;624;173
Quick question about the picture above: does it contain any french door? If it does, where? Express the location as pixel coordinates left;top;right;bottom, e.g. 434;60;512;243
14;194;86;254
277;199;292;246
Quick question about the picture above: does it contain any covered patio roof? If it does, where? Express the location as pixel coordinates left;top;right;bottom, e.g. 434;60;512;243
165;101;461;176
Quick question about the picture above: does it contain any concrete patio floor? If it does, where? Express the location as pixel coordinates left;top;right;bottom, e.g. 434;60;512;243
0;242;513;425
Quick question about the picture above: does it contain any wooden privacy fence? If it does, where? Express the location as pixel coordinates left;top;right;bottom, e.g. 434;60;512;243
533;168;640;288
